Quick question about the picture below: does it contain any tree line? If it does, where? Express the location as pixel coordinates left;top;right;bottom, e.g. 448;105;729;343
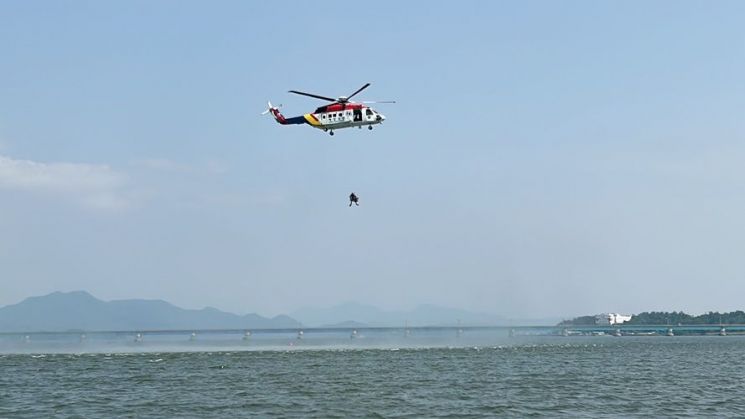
559;311;745;326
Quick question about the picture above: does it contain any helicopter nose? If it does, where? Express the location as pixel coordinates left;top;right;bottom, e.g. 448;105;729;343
377;113;386;121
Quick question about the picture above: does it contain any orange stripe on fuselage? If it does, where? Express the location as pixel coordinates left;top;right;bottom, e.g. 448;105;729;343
303;114;322;126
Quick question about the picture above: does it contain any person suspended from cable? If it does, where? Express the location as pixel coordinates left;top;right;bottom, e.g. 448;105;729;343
349;192;359;207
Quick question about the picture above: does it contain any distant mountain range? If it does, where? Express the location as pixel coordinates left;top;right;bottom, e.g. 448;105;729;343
0;291;556;333
0;291;300;332
291;302;509;327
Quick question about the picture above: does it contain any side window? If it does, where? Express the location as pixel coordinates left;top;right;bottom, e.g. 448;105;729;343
366;109;374;116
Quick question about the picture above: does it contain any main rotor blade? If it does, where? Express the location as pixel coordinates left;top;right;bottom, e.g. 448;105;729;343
346;83;371;101
361;100;396;104
288;90;336;102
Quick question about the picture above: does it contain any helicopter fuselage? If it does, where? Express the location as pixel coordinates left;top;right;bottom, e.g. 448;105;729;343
269;103;385;132
265;83;392;135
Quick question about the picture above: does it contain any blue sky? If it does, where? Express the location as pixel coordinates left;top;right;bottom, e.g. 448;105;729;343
1;1;745;318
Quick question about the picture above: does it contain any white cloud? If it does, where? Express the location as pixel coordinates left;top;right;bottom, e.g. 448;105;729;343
0;155;132;210
133;157;229;175
135;158;192;173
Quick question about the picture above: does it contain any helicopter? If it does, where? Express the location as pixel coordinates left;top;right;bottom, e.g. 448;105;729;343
262;83;395;136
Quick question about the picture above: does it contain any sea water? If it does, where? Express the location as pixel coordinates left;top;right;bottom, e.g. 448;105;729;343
2;332;744;417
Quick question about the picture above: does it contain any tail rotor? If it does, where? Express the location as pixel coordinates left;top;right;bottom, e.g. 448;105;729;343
261;101;282;115
262;101;288;124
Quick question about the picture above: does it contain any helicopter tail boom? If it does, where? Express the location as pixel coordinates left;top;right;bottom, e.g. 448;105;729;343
262;101;305;125
261;101;285;124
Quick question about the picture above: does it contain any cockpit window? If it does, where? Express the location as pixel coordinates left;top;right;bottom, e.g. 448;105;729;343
366;109;374;116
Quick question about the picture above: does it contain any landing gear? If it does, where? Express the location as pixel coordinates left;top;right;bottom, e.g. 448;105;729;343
329;130;334;136
368;125;373;130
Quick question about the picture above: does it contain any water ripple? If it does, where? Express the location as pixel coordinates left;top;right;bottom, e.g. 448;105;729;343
2;338;745;417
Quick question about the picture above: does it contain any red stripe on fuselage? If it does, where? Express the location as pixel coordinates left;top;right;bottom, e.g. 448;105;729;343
314;103;366;113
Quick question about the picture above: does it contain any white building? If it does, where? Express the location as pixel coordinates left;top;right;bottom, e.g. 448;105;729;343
595;313;633;325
